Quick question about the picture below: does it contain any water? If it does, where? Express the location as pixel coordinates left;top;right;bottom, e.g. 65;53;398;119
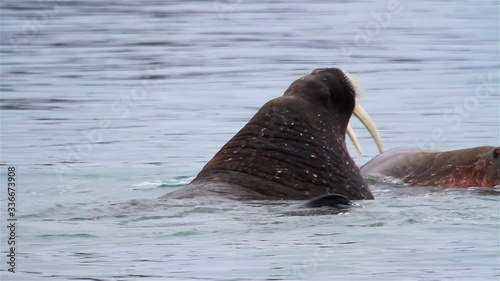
0;0;499;280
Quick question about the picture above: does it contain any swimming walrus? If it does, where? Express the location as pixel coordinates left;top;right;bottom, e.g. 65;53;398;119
360;146;500;187
161;68;383;204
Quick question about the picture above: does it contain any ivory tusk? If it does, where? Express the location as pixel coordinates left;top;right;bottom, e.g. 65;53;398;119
351;103;384;153
347;124;363;155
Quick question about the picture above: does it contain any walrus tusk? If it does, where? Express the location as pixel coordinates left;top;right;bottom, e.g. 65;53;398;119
347;124;363;155
351;103;384;154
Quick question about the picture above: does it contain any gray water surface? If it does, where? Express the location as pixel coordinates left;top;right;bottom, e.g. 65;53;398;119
0;0;499;280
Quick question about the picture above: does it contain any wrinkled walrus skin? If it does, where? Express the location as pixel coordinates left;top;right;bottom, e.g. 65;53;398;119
360;146;500;188
162;68;382;201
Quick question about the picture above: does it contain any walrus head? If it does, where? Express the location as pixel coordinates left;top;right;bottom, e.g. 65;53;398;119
192;68;382;200
477;146;500;187
286;68;383;154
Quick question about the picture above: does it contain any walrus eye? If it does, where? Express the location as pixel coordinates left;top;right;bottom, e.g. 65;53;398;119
493;148;500;158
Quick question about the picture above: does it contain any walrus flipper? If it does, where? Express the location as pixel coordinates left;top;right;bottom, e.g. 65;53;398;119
301;194;351;208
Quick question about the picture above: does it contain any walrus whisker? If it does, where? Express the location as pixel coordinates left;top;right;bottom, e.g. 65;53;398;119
339;68;382;155
340;70;361;98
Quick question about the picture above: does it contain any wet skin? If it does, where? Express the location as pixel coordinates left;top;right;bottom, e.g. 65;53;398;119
360;146;500;188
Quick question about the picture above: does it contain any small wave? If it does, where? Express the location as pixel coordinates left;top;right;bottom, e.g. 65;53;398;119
131;180;164;191
468;186;500;196
158;176;194;188
169;230;202;237
38;233;97;238
365;174;405;186
0;97;97;111
130;176;193;191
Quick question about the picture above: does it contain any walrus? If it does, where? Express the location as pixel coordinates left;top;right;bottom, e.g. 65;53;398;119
360;146;500;187
161;68;383;204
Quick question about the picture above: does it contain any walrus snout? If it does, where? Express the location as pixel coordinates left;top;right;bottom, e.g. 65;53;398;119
489;147;500;186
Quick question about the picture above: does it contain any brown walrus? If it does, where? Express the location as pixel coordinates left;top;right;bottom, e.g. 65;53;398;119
161;68;383;203
360;146;500;187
